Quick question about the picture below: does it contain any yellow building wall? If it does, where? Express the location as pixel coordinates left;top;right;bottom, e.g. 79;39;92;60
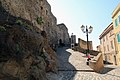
113;9;120;65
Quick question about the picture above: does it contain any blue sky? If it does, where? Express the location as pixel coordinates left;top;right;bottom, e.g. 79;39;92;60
47;0;120;50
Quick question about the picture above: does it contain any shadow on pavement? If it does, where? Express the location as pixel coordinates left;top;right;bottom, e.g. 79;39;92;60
58;69;94;72
103;61;113;65
56;47;77;80
100;67;115;74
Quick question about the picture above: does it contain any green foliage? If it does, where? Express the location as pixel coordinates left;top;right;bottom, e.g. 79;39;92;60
16;44;20;52
16;19;33;30
15;43;24;63
82;50;87;54
40;53;46;59
40;50;47;60
16;19;23;25
16;42;23;52
0;25;6;32
36;17;44;25
23;22;33;30
16;43;23;54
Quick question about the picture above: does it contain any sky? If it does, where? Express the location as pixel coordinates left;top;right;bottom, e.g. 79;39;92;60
47;0;120;50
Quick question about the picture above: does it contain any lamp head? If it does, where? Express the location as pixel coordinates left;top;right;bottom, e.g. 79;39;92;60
88;26;93;33
81;25;86;33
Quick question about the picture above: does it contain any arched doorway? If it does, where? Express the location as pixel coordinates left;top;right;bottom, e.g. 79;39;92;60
114;55;117;65
59;39;62;46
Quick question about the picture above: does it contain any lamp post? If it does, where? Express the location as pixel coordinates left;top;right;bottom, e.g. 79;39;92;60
81;25;93;60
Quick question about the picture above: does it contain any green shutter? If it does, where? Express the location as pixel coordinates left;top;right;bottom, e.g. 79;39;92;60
117;33;120;43
119;15;120;23
115;19;118;27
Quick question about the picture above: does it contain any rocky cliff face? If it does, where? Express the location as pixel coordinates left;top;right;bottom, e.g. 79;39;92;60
0;0;56;45
0;0;70;46
0;0;58;80
0;21;57;80
0;21;46;80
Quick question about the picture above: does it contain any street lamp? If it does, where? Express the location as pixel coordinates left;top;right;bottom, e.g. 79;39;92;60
80;25;93;60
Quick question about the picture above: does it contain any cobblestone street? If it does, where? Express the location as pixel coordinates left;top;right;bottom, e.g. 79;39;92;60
47;47;120;80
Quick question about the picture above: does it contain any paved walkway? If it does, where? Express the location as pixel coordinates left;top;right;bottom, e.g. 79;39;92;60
47;47;120;80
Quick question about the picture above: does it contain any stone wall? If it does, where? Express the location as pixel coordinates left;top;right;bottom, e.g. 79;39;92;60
78;38;93;50
57;23;70;45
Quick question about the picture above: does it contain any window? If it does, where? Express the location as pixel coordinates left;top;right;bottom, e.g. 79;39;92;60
117;33;120;43
115;19;118;27
100;40;102;44
111;41;114;49
108;55;110;60
103;37;105;42
104;46;106;51
119;15;120;23
41;6;43;10
107;45;109;51
110;30;112;36
106;35;108;40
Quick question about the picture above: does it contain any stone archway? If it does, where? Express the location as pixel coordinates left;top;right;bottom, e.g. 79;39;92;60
59;39;62;46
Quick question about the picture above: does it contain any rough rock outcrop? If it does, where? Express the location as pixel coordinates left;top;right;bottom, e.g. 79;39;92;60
0;0;50;30
0;21;47;80
0;0;69;79
0;0;56;44
0;0;70;46
0;20;58;80
0;1;57;80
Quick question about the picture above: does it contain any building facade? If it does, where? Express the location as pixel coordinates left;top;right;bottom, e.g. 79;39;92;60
96;45;101;52
71;33;76;48
112;3;120;65
78;38;93;50
99;23;117;65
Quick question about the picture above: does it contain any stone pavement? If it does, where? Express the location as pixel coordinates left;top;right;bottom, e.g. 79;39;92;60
47;47;120;80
